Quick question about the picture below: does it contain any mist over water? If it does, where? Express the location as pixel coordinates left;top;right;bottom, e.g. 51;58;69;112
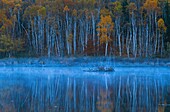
0;66;170;112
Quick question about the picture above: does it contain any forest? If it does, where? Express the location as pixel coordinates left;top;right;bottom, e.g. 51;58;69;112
0;0;170;58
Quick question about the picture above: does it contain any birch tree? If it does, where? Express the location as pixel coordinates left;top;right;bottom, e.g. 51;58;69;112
97;15;114;56
112;1;123;56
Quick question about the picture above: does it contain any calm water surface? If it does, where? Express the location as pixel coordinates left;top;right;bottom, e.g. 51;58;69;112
0;66;170;112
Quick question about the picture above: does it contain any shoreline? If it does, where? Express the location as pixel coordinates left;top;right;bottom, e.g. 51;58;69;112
0;57;169;67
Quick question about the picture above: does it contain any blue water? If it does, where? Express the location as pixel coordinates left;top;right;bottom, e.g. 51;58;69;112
0;66;170;112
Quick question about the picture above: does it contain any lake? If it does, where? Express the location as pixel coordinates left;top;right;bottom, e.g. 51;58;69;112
0;65;170;112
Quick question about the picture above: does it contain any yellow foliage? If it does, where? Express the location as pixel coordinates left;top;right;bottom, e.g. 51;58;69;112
38;7;46;17
63;5;70;12
1;0;22;8
0;10;13;33
0;35;25;53
0;26;6;33
15;3;21;8
97;15;114;44
35;0;45;4
0;35;14;52
67;33;73;44
100;8;111;17
72;9;77;16
128;3;137;14
0;10;7;23
112;1;122;17
158;18;167;32
100;35;112;44
24;5;46;18
4;19;13;27
143;0;159;12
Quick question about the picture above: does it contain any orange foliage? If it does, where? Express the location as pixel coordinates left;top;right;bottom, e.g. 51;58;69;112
1;0;22;8
143;0;159;13
63;5;70;12
97;15;114;44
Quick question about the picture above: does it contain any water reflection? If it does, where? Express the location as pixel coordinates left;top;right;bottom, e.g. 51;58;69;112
0;67;170;112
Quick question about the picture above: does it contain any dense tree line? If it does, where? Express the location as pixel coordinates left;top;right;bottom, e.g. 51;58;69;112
0;0;170;58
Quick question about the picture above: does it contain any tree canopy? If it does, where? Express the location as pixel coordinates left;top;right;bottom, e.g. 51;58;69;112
0;0;169;58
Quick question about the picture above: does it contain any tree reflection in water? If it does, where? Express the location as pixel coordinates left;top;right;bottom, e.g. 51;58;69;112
0;69;170;112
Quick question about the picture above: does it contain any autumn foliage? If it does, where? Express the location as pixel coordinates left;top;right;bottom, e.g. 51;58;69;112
0;0;169;58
